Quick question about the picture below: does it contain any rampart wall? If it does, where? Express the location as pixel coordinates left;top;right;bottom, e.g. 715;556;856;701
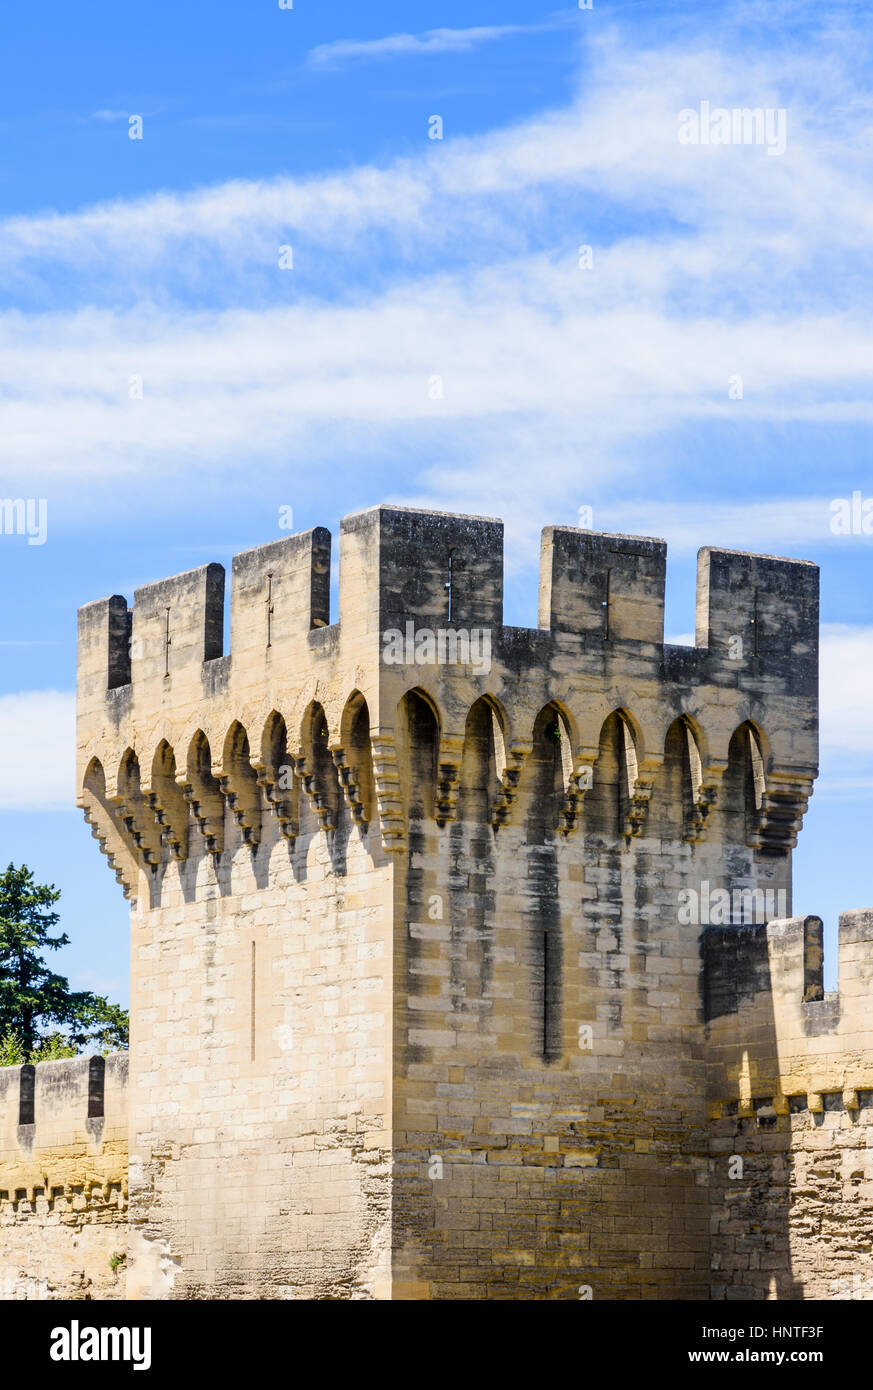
0;504;843;1300
706;911;873;1299
0;1054;127;1299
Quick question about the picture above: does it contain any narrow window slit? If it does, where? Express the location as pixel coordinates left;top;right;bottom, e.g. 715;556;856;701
250;939;256;1062
543;930;550;1059
88;1055;105;1119
542;927;561;1063
18;1065;35;1126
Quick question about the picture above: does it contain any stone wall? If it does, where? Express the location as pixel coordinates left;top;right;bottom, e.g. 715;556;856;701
0;502;814;1300
125;810;394;1300
0;1054;128;1300
383;520;815;1298
706;911;873;1299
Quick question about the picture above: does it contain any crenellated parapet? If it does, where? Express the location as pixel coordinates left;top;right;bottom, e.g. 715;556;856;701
77;506;819;900
0;1054;128;1211
705;911;873;1117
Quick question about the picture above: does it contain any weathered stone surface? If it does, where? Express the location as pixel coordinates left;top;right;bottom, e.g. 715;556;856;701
3;503;852;1300
0;1055;128;1299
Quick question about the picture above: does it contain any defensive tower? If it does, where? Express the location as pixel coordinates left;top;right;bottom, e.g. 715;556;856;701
69;506;819;1298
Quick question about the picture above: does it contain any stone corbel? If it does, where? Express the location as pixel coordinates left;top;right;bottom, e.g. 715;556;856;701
78;785;141;902
750;763;817;855
558;745;600;836
293;749;337;833
214;762;261;847
250;754;298;845
434;734;464;826
330;745;370;829
491;739;532;829
624;754;663;839
141;754;189;861
110;757;163;870
175;758;224;856
370;732;406;852
684;753;727;844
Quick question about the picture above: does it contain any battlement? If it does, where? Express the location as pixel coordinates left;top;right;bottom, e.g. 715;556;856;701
76;506;818;898
62;501;873;1304
705;911;873;1114
78;508;819;701
0;1054;128;1207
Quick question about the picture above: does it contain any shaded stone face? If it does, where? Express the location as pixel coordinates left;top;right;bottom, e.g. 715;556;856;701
705;910;873;1300
6;502;854;1301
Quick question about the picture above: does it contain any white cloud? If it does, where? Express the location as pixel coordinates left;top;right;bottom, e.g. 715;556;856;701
0;12;870;556
2;275;871;554
90;109;129;122
0;691;75;811
820;625;873;757
306;24;534;69
808;623;873;802
588;498;855;556
5;28;873;279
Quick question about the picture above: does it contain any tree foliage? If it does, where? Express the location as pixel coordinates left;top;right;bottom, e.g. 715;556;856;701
0;864;128;1058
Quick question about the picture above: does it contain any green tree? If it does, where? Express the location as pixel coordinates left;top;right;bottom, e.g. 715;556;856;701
0;1030;23;1066
0;864;128;1056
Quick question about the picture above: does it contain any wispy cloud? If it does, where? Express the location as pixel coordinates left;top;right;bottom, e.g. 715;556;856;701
589;498;863;556
6;25;873;289
0;691;74;810
90;109;129;122
820;625;873;755
815;623;873;801
0;10;871;556
306;24;538;70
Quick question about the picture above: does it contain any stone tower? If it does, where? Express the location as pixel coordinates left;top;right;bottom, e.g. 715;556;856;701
73;505;818;1298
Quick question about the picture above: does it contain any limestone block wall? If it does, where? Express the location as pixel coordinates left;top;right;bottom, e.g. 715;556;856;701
391;814;715;1299
77;520;398;1299
382;520;817;1298
72;505;820;1299
706;911;873;1299
125;815;394;1300
0;1053;128;1300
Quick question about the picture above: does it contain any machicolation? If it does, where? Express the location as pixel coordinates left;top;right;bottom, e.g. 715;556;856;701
3;504;869;1301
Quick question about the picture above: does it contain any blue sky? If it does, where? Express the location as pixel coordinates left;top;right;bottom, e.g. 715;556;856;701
1;0;871;1002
